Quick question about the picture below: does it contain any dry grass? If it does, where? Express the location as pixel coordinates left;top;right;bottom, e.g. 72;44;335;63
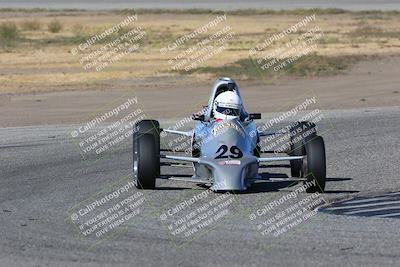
47;19;62;33
186;54;366;78
20;19;41;31
0;9;400;94
348;25;400;39
0;21;18;47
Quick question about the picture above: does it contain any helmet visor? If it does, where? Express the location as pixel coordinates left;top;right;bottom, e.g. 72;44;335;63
216;106;240;117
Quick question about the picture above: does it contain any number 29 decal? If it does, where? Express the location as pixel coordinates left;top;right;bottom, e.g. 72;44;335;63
215;145;243;159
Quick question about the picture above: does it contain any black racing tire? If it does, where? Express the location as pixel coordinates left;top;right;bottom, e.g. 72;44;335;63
290;142;304;177
303;136;326;193
289;121;317;177
134;134;157;189
133;120;160;176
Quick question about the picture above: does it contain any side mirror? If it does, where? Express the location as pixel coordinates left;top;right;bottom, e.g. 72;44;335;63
192;114;205;121
249;113;261;120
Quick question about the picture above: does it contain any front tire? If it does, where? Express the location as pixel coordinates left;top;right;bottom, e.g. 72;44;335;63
134;134;157;189
133;120;160;177
303;136;326;193
289;121;317;177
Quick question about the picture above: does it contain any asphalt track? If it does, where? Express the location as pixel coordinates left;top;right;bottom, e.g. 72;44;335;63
0;106;399;267
320;192;400;218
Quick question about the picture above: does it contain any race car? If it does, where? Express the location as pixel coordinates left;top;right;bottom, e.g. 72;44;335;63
132;77;326;193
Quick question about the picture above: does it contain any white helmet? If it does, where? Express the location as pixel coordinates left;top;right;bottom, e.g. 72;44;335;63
213;91;242;120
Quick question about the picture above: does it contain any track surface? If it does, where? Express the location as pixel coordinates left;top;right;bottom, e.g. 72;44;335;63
0;106;399;266
320;191;400;218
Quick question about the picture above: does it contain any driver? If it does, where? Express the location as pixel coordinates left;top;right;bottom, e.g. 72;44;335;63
212;91;242;121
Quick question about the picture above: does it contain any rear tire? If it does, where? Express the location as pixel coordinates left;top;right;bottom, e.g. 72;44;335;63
134;134;157;189
303;136;326;193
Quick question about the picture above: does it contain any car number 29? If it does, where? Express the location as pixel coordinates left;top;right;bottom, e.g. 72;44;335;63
215;145;243;159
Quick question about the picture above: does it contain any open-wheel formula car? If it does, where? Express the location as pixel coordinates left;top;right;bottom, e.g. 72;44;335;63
132;77;326;193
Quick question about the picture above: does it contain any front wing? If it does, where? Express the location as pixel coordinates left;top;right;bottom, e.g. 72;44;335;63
161;154;304;190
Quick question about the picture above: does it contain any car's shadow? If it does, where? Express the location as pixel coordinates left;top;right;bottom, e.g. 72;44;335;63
157;173;357;194
326;177;352;182
157;174;194;190
323;189;359;194
236;174;357;194
156;187;191;191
